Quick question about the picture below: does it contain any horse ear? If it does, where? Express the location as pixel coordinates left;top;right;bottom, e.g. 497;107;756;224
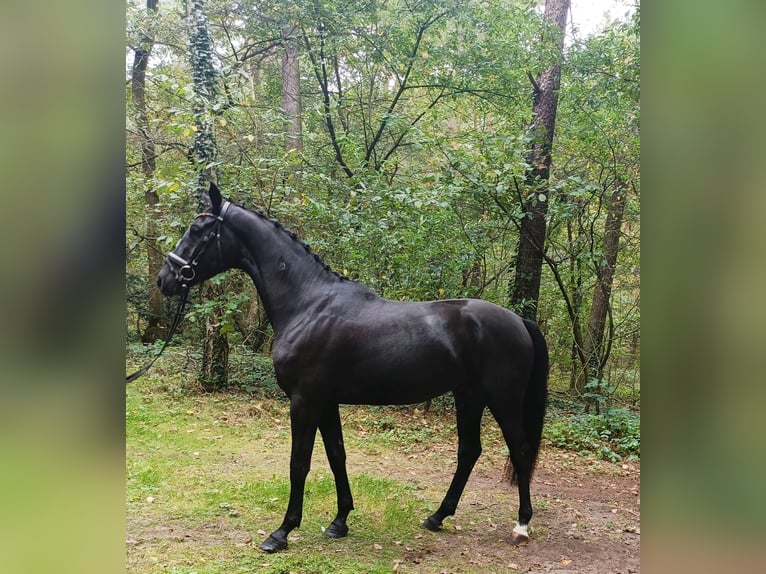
208;181;222;211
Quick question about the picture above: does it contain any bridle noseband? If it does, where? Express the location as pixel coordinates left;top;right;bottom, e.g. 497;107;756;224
165;200;232;287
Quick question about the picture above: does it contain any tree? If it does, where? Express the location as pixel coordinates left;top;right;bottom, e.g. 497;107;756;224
130;0;164;343
124;0;639;406
282;22;302;153
569;12;640;399
578;179;628;399
510;0;570;320
188;0;229;390
299;0;495;180
534;9;640;401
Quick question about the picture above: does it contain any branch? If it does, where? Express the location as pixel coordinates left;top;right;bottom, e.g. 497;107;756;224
333;53;349;133
526;70;541;93
600;297;615;373
301;21;354;178
377;85;448;169
364;19;431;167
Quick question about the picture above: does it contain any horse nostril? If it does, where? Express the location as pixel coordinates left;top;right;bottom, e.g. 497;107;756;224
157;276;163;289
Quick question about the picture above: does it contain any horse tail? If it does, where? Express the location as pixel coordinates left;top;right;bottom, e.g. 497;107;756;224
510;318;549;484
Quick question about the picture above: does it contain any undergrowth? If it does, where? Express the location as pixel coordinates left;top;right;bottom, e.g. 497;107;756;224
544;398;640;462
127;347;640;463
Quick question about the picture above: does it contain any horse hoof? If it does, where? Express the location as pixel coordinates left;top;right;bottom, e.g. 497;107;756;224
324;521;349;539
510;523;529;546
259;534;288;553
422;516;443;532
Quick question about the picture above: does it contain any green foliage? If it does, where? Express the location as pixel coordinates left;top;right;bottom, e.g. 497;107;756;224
186;279;250;337
126;0;640;408
228;350;281;396
293;170;477;300
582;376;639;411
545;406;640;462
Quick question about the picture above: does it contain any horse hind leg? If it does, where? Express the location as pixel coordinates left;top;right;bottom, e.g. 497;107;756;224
423;389;485;531
488;404;534;546
319;405;354;539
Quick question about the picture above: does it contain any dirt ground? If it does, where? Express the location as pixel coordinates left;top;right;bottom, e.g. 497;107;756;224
342;444;641;573
128;448;640;573
127;398;640;573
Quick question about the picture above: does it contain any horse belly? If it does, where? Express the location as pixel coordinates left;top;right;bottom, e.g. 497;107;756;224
334;342;468;405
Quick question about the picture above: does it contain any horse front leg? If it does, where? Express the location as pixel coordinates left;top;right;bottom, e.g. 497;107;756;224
259;398;318;553
319;404;354;539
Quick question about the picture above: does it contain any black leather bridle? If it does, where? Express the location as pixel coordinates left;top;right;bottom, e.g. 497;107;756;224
126;201;231;383
164;201;231;284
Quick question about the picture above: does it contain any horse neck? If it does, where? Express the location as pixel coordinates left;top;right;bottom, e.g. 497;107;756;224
229;206;339;336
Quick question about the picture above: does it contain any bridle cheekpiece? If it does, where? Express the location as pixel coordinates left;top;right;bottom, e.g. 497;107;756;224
165;200;231;287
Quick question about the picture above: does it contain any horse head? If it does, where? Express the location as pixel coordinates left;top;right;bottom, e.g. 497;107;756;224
157;182;236;296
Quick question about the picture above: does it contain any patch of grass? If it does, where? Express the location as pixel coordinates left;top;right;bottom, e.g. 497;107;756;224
127;380;445;574
247;550;397;574
339;404;462;458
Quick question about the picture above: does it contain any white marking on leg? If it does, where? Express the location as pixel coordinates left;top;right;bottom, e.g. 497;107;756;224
512;523;529;538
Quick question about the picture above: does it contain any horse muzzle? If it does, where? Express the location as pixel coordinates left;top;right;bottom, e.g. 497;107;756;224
157;264;183;296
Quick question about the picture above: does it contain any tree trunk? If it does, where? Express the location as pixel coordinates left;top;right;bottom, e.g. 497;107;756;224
201;283;229;391
576;180;628;399
189;0;218;196
462;260;483;294
567;217;585;390
282;23;302;153
509;0;569;320
131;0;164;343
188;0;228;390
235;294;272;353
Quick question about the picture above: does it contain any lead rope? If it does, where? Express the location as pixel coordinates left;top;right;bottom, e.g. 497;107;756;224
125;284;191;383
126;200;231;384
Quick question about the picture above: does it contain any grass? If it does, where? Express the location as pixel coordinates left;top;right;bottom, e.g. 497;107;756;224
126;349;640;572
126;378;457;574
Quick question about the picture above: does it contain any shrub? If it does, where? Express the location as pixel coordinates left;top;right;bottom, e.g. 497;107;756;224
545;406;640;462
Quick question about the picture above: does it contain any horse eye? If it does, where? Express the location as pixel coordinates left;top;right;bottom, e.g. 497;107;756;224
189;224;202;236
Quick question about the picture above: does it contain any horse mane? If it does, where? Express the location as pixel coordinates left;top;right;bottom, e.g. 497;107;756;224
240;202;350;282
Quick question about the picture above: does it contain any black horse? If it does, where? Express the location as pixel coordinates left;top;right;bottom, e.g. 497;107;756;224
157;183;549;553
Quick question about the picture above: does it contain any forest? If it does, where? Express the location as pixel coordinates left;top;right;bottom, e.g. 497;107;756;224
126;0;639;421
